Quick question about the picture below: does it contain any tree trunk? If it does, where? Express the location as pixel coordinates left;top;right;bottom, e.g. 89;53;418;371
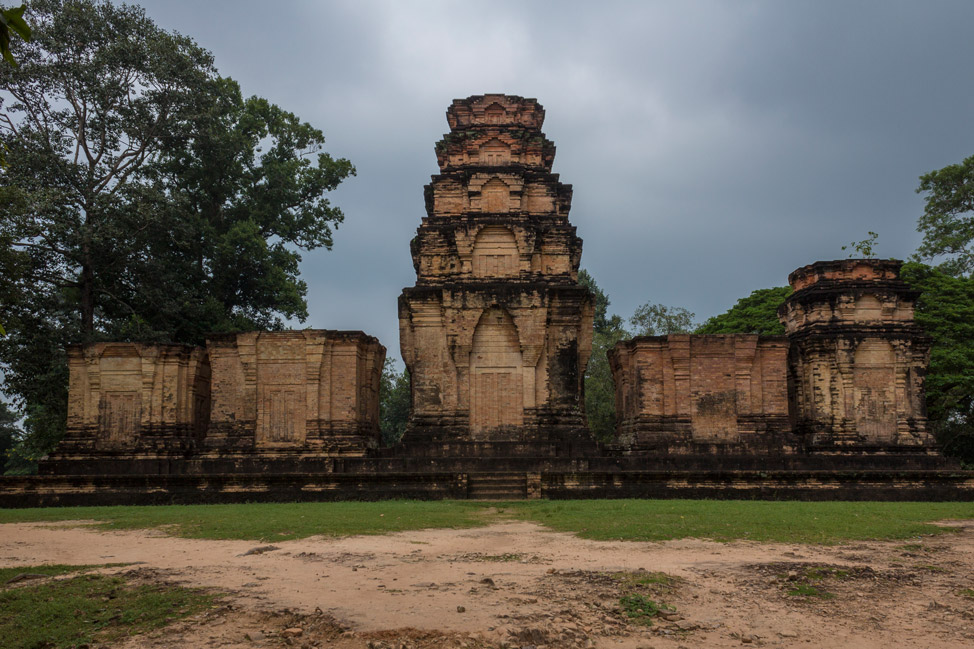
80;262;95;338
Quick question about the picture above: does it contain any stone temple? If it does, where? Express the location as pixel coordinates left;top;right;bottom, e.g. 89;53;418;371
611;259;936;457
1;94;971;506
399;95;593;445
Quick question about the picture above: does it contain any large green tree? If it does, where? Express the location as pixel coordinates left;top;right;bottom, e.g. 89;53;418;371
901;262;974;464
696;286;792;335
0;0;354;471
915;154;974;276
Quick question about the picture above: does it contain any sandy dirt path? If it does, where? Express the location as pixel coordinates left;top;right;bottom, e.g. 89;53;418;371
2;519;973;648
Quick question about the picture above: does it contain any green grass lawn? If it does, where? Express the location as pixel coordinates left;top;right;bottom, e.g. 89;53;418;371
502;500;974;544
0;567;216;649
0;500;491;541
1;499;972;544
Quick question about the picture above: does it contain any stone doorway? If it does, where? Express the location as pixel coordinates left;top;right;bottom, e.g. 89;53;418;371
470;307;524;437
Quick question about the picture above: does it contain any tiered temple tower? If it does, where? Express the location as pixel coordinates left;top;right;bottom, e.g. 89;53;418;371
778;259;936;452
398;94;594;444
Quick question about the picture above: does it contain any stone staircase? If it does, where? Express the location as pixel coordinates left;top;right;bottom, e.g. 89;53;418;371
466;473;528;500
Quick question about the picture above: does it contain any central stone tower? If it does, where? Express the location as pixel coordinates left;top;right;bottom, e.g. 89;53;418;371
399;94;594;444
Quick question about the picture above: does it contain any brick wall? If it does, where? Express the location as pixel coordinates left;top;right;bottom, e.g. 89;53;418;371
60;342;210;454
610;335;793;454
204;330;385;454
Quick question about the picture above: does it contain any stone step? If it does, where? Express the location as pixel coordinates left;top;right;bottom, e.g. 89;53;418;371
468;491;527;500
467;473;528;499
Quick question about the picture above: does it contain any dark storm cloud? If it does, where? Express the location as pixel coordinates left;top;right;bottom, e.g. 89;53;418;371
131;0;974;360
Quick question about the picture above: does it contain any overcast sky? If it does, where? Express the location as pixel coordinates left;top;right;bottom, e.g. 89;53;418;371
133;0;974;365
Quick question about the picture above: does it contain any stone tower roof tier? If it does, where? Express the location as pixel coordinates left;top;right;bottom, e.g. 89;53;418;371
446;94;545;130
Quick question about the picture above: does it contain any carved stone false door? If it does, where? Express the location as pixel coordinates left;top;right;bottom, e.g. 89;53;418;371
470;308;524;438
853;339;896;443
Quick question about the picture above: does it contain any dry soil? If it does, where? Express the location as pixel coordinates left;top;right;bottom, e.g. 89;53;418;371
2;518;973;649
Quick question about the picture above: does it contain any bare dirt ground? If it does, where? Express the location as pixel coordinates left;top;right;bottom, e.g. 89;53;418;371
2;519;974;649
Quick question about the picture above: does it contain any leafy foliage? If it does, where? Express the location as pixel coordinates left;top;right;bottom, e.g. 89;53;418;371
696;286;792;335
629;302;696;336
0;2;29;172
841;231;880;258
901;262;974;464
0;400;22;472
379;359;410;446
915;154;974;276
579;269;702;440
0;0;353;471
578;270;628;440
0;4;29;67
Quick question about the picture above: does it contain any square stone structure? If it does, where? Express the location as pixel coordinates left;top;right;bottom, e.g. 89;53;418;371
610;258;936;456
202;330;385;456
399;95;594;443
610;335;793;454
42;343;211;473
779;259;935;451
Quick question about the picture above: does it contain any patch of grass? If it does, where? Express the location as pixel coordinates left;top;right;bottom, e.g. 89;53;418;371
505;500;974;544
787;583;835;599
772;563;863;600
2;500;973;544
960;588;974;599
619;593;672;625
915;564;949;573
612;570;677;589
898;543;926;552
0;572;216;649
800;566;850;581
0;501;492;541
0;563;126;583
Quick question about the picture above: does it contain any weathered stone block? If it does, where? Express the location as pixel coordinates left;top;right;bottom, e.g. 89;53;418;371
610;335;793;454
779;259;935;451
41;343;210;474
202;330;385;456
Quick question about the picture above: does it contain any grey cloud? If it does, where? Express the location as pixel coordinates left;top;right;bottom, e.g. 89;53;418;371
129;0;974;358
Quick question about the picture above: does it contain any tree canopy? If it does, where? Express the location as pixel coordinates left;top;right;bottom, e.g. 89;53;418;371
916;154;974;276
900;262;974;463
629;302;696;336
0;4;29;67
0;0;354;472
696;286;792;335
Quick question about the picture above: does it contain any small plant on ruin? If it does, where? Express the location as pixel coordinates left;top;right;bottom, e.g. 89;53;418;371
960;588;974;599
842;231;879;257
